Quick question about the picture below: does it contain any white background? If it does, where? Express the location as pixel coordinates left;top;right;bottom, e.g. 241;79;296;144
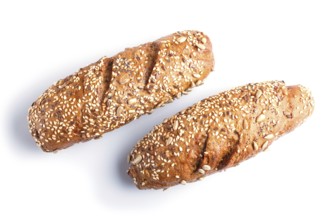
1;0;329;219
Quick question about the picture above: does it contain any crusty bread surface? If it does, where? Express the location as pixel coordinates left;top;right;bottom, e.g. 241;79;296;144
128;81;314;189
28;30;214;152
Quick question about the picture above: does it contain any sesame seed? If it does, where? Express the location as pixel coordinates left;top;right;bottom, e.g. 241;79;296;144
256;114;266;122
180;180;187;185
202;165;211;171
131;154;142;165
201;37;207;44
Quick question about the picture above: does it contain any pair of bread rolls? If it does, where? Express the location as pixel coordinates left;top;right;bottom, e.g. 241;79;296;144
28;31;314;190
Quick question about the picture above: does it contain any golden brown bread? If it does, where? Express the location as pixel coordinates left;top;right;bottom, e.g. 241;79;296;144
28;30;214;152
128;81;314;189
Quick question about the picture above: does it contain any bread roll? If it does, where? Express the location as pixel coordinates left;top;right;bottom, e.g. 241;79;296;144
28;30;214;152
128;81;314;189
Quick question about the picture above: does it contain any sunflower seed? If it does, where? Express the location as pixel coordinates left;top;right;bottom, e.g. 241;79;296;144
193;73;201;78
173;120;179;130
198;168;205;175
253;141;259;150
166;137;173;146
282;86;288;95
128;98;137;105
256;90;262;99
202;165;211;171
119;74;130;84
177;36;187;43
116;106;124;116
264;134;274;140
256;114;266;122
196;43;206;50
243;119;249;129
262;141;269;150
283;111;293;118
131;154;142;165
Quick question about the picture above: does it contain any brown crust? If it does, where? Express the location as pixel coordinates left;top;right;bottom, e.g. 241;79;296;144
28;31;214;152
128;81;314;189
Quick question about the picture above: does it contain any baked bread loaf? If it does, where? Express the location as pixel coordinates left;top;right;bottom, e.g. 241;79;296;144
28;30;214;152
128;81;314;189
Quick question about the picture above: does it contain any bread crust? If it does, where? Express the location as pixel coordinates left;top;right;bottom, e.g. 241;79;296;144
128;81;314;189
28;31;214;152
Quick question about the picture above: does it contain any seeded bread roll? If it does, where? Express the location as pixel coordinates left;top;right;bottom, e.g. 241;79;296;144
28;30;214;152
128;81;314;189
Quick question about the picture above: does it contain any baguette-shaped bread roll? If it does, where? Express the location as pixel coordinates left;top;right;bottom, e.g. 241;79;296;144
28;31;214;152
128;81;314;189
